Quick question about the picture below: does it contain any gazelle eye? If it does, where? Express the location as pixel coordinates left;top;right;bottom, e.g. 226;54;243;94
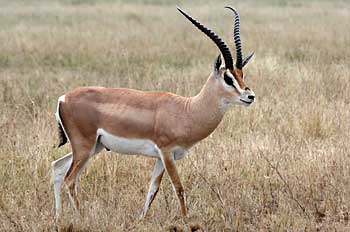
224;74;234;87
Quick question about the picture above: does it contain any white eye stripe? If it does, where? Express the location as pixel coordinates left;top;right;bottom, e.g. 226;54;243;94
225;71;243;93
233;79;243;94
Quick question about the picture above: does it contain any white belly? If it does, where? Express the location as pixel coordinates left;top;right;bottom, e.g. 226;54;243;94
97;129;160;157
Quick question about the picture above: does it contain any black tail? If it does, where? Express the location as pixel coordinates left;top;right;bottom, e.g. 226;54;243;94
57;102;68;148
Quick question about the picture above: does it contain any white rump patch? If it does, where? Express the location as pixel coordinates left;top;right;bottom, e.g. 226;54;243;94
97;129;160;157
58;95;65;103
55;94;70;143
55;95;65;121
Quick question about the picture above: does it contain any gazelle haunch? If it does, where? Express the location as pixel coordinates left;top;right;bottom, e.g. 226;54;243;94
52;6;255;219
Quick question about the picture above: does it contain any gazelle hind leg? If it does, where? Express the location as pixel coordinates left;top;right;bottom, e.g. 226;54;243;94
140;158;165;218
64;141;103;213
51;152;73;218
160;151;187;216
64;156;90;212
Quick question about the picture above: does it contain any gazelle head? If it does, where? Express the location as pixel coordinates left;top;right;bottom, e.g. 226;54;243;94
178;6;255;107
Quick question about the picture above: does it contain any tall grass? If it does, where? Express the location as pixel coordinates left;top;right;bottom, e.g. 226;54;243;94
0;0;350;231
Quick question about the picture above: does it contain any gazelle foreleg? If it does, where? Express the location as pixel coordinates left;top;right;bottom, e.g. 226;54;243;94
51;152;73;218
140;158;165;218
160;151;187;216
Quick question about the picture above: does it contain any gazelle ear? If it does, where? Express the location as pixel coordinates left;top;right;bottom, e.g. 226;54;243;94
214;54;222;73
242;51;254;68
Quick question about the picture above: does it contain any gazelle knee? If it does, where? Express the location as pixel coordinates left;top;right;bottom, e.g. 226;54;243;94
172;183;184;197
176;186;184;197
52;154;72;183
52;153;73;172
64;176;75;191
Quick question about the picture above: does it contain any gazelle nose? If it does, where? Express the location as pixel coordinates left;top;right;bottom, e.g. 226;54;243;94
248;95;255;100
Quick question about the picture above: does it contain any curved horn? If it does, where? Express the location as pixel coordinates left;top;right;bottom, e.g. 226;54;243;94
225;6;243;70
177;7;234;70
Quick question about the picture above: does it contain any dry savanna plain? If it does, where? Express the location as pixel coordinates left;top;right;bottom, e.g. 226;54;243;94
0;0;350;231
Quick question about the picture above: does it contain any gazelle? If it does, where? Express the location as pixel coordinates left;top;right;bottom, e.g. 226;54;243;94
52;6;255;219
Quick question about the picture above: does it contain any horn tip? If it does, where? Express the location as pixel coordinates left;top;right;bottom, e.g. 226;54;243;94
248;51;255;58
176;6;184;13
224;6;235;10
225;6;239;15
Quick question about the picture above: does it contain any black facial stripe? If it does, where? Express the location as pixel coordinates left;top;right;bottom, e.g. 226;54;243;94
224;73;234;87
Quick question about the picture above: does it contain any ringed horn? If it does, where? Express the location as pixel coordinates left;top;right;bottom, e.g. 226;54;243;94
177;7;234;70
225;6;254;70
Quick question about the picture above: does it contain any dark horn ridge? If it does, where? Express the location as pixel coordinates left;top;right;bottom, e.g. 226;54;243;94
177;7;234;70
225;6;243;70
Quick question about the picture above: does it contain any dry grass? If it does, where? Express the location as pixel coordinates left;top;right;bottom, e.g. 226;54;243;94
1;0;350;231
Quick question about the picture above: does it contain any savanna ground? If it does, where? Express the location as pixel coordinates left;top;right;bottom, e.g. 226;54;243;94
0;0;350;231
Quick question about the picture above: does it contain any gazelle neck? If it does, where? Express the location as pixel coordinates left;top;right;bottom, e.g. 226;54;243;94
185;74;226;140
191;73;225;115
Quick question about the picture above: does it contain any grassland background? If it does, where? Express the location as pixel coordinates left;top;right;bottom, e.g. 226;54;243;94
0;0;350;231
